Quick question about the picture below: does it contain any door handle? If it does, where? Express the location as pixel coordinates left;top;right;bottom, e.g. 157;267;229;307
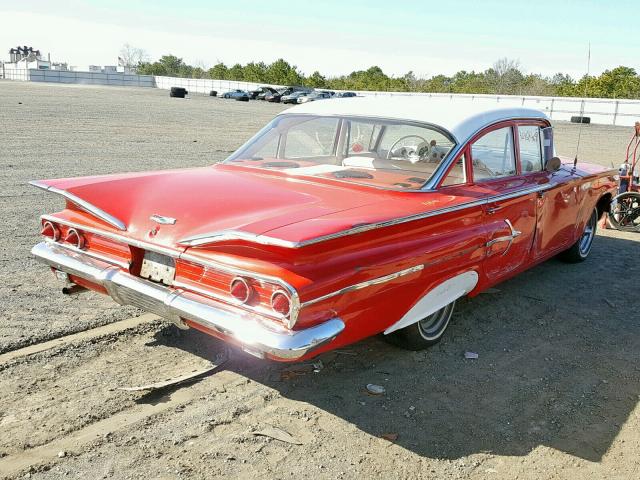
486;219;522;256
486;205;503;214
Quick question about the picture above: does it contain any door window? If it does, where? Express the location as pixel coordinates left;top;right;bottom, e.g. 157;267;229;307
471;127;516;180
441;154;467;186
518;125;543;173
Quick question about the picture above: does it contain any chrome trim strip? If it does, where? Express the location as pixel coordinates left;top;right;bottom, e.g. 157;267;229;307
177;184;554;250
30;181;127;231
150;214;177;225
179;229;298;249
301;264;424;308
44;238;130;270
31;241;343;360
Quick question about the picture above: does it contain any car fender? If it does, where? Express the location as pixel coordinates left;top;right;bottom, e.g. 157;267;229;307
383;270;478;334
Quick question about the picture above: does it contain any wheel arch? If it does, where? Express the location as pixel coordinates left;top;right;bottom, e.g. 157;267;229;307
596;192;613;216
383;270;478;335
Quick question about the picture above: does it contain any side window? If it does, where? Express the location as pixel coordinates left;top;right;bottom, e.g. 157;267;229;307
518;125;543;173
441;154;467;186
471;127;516;181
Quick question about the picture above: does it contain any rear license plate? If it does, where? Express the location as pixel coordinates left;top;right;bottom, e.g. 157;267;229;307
140;251;176;285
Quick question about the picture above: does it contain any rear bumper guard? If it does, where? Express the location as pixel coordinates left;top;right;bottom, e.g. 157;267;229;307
31;242;344;360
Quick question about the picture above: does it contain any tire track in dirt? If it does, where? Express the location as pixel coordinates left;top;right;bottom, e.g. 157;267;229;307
0;375;225;478
0;313;158;366
0;323;228;466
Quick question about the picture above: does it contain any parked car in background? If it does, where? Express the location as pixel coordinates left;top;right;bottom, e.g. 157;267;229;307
222;90;250;101
249;86;278;100
337;91;357;98
281;91;310;104
29;98;616;362
266;87;311;103
297;91;332;103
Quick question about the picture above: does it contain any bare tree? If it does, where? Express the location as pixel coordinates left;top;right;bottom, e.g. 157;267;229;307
118;43;149;71
489;57;523;94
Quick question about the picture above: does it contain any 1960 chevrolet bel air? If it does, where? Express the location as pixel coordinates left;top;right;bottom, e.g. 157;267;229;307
30;97;617;361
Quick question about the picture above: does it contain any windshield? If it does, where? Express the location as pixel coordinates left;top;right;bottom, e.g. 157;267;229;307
225;115;457;190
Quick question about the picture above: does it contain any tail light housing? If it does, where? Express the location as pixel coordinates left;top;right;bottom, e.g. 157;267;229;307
64;228;86;250
229;277;252;304
41;221;60;241
270;290;292;317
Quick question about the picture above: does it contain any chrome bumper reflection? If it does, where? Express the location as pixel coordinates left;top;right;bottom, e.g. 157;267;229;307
31;242;344;360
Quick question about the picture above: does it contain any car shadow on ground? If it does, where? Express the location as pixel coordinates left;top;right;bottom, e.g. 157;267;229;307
153;233;640;462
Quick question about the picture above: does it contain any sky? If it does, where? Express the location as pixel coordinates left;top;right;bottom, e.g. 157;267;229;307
0;0;637;79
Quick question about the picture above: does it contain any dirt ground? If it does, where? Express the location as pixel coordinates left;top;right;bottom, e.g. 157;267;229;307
0;81;638;479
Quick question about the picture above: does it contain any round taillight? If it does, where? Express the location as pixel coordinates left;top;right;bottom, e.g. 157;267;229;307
64;228;85;249
271;291;291;317
41;221;60;241
230;277;251;304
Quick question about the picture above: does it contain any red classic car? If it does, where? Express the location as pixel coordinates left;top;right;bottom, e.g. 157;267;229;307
31;98;617;361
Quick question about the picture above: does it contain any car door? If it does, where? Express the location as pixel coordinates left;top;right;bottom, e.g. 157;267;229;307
514;123;581;259
468;122;538;282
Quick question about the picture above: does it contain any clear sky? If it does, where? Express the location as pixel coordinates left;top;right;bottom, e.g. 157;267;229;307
0;0;636;79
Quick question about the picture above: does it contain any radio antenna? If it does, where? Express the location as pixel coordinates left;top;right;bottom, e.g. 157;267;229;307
574;43;591;168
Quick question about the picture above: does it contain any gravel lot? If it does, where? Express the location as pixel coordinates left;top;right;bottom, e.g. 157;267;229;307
0;81;639;479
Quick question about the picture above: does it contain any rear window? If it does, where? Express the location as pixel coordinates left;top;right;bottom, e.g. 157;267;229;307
226;115;457;190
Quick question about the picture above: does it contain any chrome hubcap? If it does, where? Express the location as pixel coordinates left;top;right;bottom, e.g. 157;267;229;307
579;211;597;255
418;302;454;340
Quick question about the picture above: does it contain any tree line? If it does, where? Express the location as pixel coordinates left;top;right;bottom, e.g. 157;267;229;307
134;54;640;99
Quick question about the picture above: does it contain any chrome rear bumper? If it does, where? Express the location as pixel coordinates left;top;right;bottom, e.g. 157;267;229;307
31;242;344;360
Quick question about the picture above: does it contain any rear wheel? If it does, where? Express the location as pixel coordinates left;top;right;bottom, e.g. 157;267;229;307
384;301;455;350
560;207;597;263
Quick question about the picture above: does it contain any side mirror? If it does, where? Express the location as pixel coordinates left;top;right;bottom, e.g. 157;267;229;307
545;156;562;173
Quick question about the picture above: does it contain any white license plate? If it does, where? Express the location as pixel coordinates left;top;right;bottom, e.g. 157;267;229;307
140;251;175;285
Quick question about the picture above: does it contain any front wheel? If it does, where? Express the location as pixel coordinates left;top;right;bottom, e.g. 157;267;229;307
608;192;640;232
384;301;456;350
560;207;597;263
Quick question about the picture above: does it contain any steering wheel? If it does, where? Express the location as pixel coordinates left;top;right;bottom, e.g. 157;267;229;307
387;135;429;160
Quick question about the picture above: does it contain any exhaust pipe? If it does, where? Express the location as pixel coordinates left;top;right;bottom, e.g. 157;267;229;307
62;284;88;295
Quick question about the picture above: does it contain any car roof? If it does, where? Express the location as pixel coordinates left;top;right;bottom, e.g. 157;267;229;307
283;96;549;143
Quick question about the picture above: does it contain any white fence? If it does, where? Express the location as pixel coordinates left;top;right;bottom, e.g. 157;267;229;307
153;76;640;127
3;68;640;126
2;68;155;87
153;75;285;95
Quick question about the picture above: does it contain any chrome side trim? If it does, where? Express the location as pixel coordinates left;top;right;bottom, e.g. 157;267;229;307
179;229;298;249
30;181;127;231
178;184;553;250
301;264;424;308
150;214;177;225
31;241;343;360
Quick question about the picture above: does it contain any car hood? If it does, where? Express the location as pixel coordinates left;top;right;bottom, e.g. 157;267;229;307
36;165;385;249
